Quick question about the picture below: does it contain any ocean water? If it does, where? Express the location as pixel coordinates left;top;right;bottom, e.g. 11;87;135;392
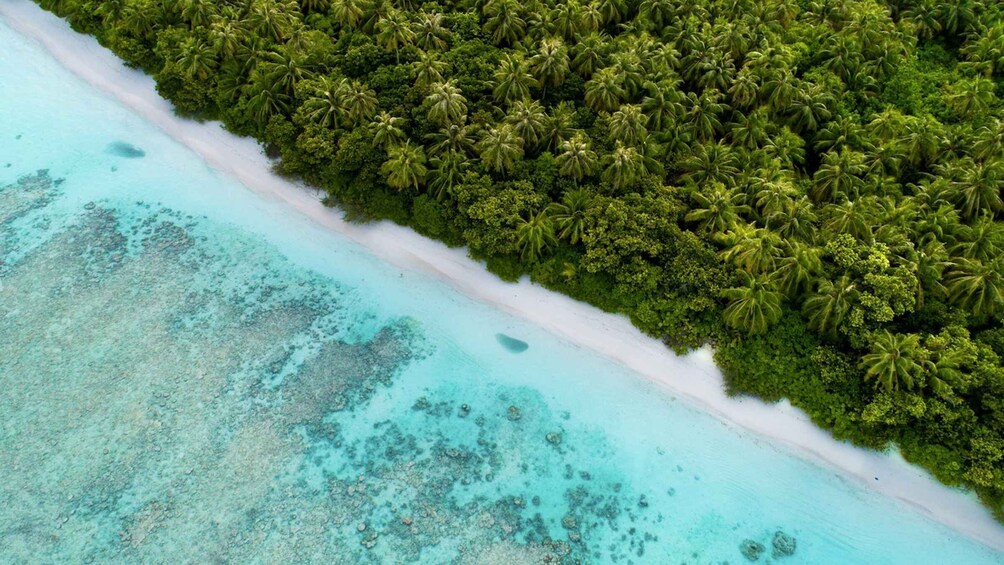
0;20;1002;565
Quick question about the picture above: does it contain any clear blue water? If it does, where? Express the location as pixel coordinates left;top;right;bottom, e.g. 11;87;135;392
1;19;1002;565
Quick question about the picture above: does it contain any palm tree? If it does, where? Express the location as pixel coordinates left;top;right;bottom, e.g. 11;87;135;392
761;70;798;111
427;122;475;156
923;333;967;398
862;143;903;179
898;115;944;167
412;50;448;88
608;104;648;146
787;86;835;133
952;216;1004;263
717;224;782;275
755;179;795;218
641;79;684;133
579;2;603;32
802;275;858;338
262;49;313;96
572;33;607;77
729;109;770;150
609;50;646;98
556;133;599;182
248;0;298;42
531;37;570;94
903;1;942;39
477;125;524;174
246;82;291;128
721;274;785;335
176;37;217;81
505;99;547;149
547;188;593;244
369;112;407;149
542;102;575;152
910;240;951;308
685;183;750;234
516;210;557;262
338;79;378;127
860;331;925;392
678;142;740;187
822;198;875;243
946;77;996;119
484;0;526;46
972;119;1004;162
601;143;646;191
728;69;760;109
772;242;824;297
769;196;818;241
596;0;629;24
413;11;449;51
330;0;370;28
637;0;675;30
427;151;467;200
868;108;907;142
550;1;583;40
94;0;126;26
945;258;1004;321
300;77;344;128
493;54;538;105
811;149;867;202
425;81;467;126
179;0;217;27
381;141;427;191
584;67;626;113
682;89;726;142
948;159;1004;221
376;8;415;63
210;18;244;60
764;127;806;169
814;114;869;154
960;19;1004;76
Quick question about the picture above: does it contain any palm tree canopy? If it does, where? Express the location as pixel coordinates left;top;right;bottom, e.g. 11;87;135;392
860;331;925;392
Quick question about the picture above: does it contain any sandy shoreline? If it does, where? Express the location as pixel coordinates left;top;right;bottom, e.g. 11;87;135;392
3;0;1003;551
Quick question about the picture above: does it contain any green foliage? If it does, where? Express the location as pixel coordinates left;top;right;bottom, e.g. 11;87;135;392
41;0;1004;521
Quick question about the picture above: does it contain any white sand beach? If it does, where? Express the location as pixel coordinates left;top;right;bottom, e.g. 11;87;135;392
3;0;1003;551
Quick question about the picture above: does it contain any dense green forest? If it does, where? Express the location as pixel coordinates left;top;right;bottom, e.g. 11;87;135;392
35;0;1004;518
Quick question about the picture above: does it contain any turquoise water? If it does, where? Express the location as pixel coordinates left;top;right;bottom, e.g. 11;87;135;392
1;21;1002;565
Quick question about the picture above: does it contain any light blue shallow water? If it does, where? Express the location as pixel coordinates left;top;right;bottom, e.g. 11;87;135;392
1;20;1002;565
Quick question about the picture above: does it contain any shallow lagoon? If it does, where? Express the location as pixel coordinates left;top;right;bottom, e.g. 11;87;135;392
1;17;1003;565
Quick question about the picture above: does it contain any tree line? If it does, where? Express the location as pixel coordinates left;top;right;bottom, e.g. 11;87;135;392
37;0;1004;519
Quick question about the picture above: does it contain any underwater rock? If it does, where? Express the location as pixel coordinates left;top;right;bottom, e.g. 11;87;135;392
545;432;562;445
507;405;522;421
495;333;529;353
105;141;146;158
773;531;796;557
740;539;766;561
637;495;648;508
458;403;470;417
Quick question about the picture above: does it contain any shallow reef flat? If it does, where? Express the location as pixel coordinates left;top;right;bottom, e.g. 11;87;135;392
0;171;691;564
